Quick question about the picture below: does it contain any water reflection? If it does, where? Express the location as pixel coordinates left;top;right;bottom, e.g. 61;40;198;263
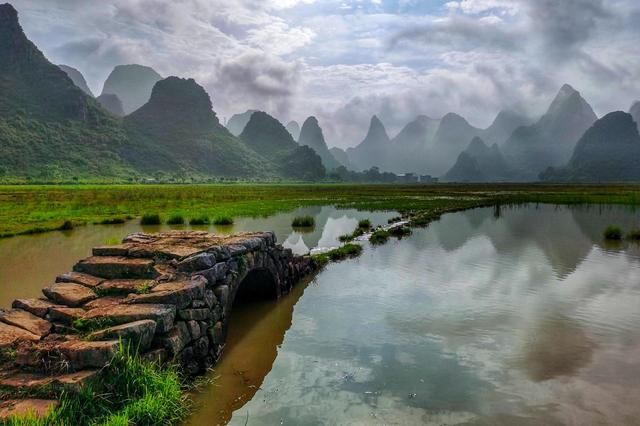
0;206;395;307
220;205;640;425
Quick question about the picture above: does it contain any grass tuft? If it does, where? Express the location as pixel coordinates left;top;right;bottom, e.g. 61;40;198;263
357;219;371;229
167;214;185;225
189;216;210;226
313;243;363;265
389;225;412;238
292;216;315;228
369;229;390;245
213;216;234;226
140;213;161;226
604;225;623;240
99;218;126;225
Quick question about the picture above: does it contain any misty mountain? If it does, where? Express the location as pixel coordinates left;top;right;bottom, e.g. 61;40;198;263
503;84;597;180
0;3;133;178
541;112;640;182
226;110;258;136
123;77;270;178
96;93;124;117
389;115;439;173
298;117;341;170
630;101;640;132
443;137;513;182
345;115;391;171
101;64;162;115
482;110;530;147
329;147;351;168
429;113;482;176
286;120;300;141
58;64;93;97
240;111;326;180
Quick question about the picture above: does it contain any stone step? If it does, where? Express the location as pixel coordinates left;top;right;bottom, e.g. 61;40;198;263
56;271;104;288
83;304;176;333
58;340;119;370
0;399;58;421
42;283;97;307
11;298;60;319
0;369;97;393
0;309;51;337
74;256;157;279
92;244;131;257
0;322;40;348
87;320;156;352
47;306;85;325
125;278;206;309
96;279;156;296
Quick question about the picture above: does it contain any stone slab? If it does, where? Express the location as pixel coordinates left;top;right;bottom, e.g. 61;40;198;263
97;279;156;295
56;272;104;288
83;304;175;333
42;283;97;307
87;320;156;352
74;256;156;279
0;309;51;337
0;322;40;348
11;298;60;318
58;340;119;369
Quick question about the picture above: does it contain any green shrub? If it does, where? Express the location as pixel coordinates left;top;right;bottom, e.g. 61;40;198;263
99;217;126;225
167;214;185;225
604;225;623;240
292;216;315;228
389;226;412;238
189;216;210;225
140;214;161;225
627;228;640;241
213;216;234;225
369;229;390;245
358;219;371;229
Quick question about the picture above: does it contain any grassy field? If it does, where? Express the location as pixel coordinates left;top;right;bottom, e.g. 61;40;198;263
1;183;640;238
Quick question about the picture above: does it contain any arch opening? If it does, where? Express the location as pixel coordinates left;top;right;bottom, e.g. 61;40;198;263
233;268;278;306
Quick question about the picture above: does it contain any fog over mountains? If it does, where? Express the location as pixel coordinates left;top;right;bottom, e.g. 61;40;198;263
1;2;640;183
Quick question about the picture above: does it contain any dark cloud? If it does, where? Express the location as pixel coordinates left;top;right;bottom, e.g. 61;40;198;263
208;53;301;120
390;15;519;52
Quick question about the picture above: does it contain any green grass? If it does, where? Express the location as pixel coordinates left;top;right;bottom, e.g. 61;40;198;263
369;229;391;245
604;225;623;240
140;213;161;226
213;216;234;225
0;184;639;239
312;243;363;265
389;225;412;238
167;214;185;225
189;216;210;226
98;217;126;225
72;317;117;333
357;219;371;229
292;216;315;228
3;344;187;426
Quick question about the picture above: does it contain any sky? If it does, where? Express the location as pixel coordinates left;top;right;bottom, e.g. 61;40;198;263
11;0;640;148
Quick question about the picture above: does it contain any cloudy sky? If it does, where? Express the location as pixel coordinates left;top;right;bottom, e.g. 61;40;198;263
12;0;640;147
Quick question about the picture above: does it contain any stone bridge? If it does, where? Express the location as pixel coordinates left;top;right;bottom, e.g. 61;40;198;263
0;231;316;418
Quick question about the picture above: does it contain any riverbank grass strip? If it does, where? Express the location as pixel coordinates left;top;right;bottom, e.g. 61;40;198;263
3;345;187;426
292;216;315;228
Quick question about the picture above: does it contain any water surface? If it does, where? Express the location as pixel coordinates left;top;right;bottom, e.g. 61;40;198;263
189;204;640;425
0;206;394;307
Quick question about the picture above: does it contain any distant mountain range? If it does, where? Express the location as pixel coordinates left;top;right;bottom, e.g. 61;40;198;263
1;2;639;183
0;3;326;182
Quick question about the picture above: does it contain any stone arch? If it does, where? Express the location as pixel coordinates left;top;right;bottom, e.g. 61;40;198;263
232;267;279;306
